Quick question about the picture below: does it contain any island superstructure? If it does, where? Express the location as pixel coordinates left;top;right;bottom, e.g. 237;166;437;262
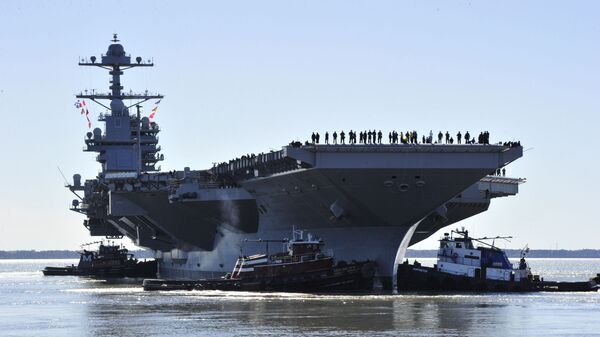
68;36;525;289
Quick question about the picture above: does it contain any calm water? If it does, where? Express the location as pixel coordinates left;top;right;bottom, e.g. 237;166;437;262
1;259;599;337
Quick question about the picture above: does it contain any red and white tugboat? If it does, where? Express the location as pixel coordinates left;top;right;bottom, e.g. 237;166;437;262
143;229;377;292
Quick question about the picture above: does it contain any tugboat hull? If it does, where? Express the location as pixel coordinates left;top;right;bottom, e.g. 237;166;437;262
143;261;376;292
43;260;157;278
397;263;600;293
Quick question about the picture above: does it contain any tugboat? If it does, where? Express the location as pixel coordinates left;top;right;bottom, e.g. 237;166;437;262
397;229;600;292
143;229;377;292
43;241;157;278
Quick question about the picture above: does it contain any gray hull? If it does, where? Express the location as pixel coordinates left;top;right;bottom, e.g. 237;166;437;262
112;164;522;286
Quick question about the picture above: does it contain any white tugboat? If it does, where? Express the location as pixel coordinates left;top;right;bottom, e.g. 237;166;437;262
397;229;600;292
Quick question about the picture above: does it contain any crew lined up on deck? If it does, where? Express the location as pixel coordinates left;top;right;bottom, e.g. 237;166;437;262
310;130;498;145
492;168;507;176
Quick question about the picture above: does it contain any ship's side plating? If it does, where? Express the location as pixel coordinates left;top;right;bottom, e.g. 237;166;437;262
69;38;525;289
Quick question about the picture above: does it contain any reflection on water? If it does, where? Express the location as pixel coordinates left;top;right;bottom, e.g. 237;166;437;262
1;259;599;337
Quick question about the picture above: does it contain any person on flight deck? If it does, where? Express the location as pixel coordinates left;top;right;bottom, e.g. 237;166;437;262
378;130;383;144
502;168;506;176
325;132;329;144
311;132;316;144
316;132;320;144
445;131;450;144
457;131;462;144
465;131;471;144
340;131;345;144
389;132;392;144
333;131;338;144
438;131;443;144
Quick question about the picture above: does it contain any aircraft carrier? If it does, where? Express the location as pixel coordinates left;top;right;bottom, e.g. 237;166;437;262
68;36;525;289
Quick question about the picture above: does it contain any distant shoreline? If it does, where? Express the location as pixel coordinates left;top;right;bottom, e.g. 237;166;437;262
1;249;600;259
404;249;600;259
0;250;154;259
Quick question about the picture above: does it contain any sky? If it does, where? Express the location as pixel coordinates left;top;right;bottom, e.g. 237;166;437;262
0;1;598;251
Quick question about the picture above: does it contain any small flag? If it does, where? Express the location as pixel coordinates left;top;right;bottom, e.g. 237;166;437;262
149;106;158;119
77;100;91;128
75;100;87;110
83;108;91;128
154;99;162;105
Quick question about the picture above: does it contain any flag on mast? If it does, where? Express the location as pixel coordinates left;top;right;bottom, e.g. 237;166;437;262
76;100;91;128
150;106;158;119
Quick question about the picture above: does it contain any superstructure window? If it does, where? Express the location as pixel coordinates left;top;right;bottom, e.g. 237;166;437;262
115;119;121;128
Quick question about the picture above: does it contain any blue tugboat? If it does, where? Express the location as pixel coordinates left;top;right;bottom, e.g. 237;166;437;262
397;229;600;292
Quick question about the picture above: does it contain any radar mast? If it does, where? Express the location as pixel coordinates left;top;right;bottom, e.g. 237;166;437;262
77;34;164;173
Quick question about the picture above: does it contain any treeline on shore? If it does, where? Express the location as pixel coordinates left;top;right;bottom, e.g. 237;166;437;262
0;250;154;259
404;249;600;259
1;249;600;259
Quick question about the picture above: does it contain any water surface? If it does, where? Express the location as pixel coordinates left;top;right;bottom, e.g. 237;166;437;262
1;259;599;337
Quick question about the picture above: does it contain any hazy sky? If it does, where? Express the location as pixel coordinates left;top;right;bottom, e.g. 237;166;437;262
0;1;598;251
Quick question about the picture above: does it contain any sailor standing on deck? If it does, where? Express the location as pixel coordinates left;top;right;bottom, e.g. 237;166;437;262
325;132;329;144
333;131;338;144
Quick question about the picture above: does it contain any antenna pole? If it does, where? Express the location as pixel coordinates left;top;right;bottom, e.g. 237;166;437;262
136;105;142;173
57;166;69;186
